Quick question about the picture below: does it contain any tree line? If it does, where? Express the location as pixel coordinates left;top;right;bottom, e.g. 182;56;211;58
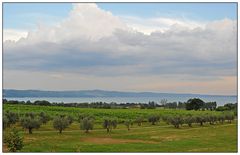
4;110;235;134
3;98;237;111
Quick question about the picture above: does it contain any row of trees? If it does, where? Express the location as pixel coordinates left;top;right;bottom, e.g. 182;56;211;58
3;110;235;134
3;111;235;152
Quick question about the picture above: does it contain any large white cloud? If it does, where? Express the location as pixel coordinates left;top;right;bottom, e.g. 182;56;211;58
3;3;237;94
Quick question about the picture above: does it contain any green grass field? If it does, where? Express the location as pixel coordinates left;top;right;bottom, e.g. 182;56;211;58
3;104;238;152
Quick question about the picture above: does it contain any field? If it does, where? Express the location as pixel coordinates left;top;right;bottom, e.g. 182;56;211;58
3;104;238;152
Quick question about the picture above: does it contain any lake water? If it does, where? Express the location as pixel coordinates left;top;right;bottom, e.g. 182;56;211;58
5;95;237;106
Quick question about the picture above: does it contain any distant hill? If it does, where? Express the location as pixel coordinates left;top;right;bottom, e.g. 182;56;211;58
3;89;236;98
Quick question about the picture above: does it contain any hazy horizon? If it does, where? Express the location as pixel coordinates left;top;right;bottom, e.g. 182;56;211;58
3;3;237;96
3;88;237;96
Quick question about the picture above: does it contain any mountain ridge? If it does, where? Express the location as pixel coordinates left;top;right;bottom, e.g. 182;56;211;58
3;89;236;98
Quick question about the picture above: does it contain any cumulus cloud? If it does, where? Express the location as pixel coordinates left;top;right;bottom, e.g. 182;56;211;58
3;29;28;41
3;3;237;94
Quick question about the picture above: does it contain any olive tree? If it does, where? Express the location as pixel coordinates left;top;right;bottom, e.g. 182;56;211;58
124;120;133;131
4;111;19;126
217;114;225;124
167;115;184;128
195;115;206;126
135;116;144;126
80;117;94;133
103;118;117;133
3;115;10;130
208;114;218;125
184;115;195;127
53;115;70;134
4;128;23;152
148;115;160;125
39;112;51;124
67;115;74;125
225;113;235;123
20;113;41;134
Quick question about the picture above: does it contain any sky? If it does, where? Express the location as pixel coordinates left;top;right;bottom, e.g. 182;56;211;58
3;3;237;95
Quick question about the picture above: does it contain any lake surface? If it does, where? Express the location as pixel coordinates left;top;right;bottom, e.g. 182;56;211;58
5;95;237;106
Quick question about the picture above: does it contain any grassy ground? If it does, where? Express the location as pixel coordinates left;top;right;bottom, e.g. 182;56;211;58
3;104;237;152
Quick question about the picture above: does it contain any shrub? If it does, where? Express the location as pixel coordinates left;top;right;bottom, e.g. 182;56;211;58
4;128;23;152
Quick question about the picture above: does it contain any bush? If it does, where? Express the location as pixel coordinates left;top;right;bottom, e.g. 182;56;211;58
4;128;23;152
216;106;229;111
53;115;70;134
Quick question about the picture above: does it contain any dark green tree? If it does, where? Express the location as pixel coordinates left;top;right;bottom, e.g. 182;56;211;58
186;98;205;110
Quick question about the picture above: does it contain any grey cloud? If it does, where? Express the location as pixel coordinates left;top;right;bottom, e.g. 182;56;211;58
3;4;237;81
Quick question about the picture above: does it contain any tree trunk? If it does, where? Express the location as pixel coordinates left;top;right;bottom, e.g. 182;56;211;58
59;129;62;134
29;128;32;134
107;128;109;133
